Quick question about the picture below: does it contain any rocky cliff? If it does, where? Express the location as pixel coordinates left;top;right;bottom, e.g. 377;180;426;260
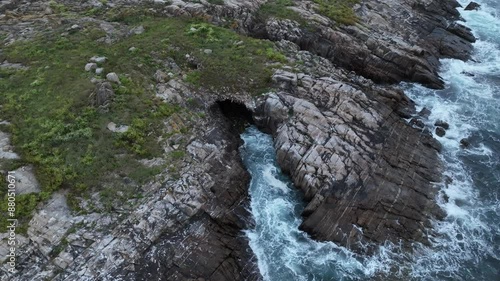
0;0;474;280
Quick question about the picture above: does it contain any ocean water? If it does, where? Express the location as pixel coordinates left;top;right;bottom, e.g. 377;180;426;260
240;0;500;280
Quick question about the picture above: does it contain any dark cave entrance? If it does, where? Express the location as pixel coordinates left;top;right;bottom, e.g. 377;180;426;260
215;100;254;133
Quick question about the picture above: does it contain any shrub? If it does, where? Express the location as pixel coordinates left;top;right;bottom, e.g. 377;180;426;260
257;0;307;26
313;0;360;25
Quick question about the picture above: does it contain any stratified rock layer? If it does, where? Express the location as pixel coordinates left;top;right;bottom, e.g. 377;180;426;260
258;0;474;89
255;67;444;252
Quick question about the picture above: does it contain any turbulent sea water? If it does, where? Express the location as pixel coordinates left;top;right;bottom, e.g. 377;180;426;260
240;1;500;280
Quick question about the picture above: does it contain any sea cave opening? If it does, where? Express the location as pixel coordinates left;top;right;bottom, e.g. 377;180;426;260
214;99;254;132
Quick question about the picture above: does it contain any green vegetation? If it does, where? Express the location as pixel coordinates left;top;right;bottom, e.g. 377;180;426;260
0;192;50;234
0;13;286;232
207;0;225;5
257;0;307;25
181;22;284;91
50;238;69;258
48;0;68;14
313;0;360;25
169;150;186;160
256;0;358;26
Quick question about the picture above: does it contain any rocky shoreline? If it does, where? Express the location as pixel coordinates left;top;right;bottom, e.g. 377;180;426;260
0;0;475;280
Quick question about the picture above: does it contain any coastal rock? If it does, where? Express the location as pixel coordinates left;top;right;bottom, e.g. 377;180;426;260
255;69;445;252
419;107;432;118
0;0;472;279
27;193;73;257
129;25;145;35
410;118;426;129
59;108;257;281
156;79;188;104
90;56;107;64
447;23;476;43
436;127;446;137
425;27;474;60
460;138;471;148
252;0;475;89
464;2;481;11
154;69;169;83
3;78;259;281
435;120;450;129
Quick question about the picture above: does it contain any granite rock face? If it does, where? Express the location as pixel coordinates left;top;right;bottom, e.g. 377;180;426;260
254;67;444;252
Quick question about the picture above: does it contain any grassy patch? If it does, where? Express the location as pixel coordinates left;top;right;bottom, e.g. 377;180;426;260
257;0;307;25
0;14;285;231
0;192;51;234
179;22;284;92
49;0;68;14
313;0;360;25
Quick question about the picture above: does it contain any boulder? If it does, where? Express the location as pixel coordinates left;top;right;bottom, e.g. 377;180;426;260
460;138;471;148
464;2;481;11
435;126;446;137
11;166;40;195
106;72;120;83
130;25;145;35
419;107;432;118
435;120;450;129
90;81;114;108
106;122;129;133
0;131;19;160
410;118;426;129
90;56;107;64
84;63;97;71
95;67;104;75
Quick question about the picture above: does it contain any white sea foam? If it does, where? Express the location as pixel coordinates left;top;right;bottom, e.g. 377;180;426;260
397;1;500;278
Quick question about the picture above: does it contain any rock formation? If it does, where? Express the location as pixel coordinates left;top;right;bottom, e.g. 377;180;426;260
255;66;444;252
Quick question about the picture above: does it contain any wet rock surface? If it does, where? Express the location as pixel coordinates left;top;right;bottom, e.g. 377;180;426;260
464;1;481;11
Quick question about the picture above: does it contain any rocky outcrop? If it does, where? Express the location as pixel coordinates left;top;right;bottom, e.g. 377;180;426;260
256;0;474;89
464;2;481;11
89;81;115;109
1;96;259;280
254;65;445;252
125;109;259;281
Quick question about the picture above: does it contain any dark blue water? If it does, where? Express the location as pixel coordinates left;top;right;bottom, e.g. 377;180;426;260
241;1;500;280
